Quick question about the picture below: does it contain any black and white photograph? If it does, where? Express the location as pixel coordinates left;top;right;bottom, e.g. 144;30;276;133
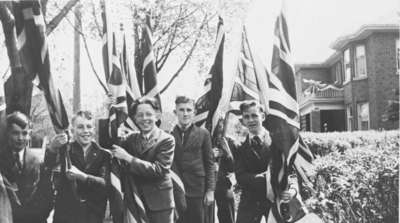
0;0;398;222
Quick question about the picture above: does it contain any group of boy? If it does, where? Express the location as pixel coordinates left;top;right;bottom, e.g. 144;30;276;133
0;95;297;223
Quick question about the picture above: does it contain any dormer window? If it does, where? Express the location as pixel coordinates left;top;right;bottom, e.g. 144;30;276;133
355;45;367;78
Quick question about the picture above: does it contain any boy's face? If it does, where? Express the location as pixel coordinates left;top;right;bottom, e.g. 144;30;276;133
241;105;265;135
174;102;195;127
72;116;95;147
7;124;30;152
134;103;158;134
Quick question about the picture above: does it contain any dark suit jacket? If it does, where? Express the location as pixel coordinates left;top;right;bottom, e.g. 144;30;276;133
234;135;272;203
0;148;53;223
121;127;175;211
172;124;215;198
215;136;237;193
45;141;110;223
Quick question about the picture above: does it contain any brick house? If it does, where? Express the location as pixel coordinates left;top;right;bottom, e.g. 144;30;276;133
296;22;399;132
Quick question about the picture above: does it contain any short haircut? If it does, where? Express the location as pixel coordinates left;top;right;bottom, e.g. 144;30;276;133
129;97;160;117
239;100;264;114
71;110;94;125
6;111;31;129
175;96;195;106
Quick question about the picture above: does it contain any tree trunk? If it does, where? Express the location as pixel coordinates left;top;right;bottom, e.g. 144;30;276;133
73;4;81;113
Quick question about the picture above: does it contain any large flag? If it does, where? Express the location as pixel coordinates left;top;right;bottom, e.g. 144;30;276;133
228;27;264;114
263;2;314;222
10;0;68;132
194;16;225;134
100;3;148;223
226;1;315;222
141;14;161;110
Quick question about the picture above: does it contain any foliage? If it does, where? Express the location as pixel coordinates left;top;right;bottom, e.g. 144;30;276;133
302;131;399;223
301;130;400;156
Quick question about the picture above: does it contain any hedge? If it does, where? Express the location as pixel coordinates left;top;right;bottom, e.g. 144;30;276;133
301;131;399;223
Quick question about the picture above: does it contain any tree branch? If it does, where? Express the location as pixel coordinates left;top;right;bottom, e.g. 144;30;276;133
159;14;208;95
46;0;80;35
55;4;108;94
90;0;102;38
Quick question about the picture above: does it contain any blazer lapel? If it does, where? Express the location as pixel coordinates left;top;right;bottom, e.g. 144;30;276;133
84;143;99;170
183;125;197;149
140;128;161;155
245;136;262;161
70;143;85;169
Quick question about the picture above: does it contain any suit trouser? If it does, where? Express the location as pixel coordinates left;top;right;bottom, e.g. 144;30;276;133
148;208;174;223
236;198;271;223
215;189;235;223
177;196;204;223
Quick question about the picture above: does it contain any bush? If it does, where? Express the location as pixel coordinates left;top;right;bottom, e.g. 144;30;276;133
301;130;400;156
304;138;399;223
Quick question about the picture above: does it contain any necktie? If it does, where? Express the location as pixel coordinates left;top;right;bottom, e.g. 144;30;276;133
253;135;262;146
13;152;22;172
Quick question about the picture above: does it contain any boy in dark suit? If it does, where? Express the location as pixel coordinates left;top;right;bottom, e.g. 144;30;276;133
0;111;53;223
234;101;296;223
111;98;176;223
46;110;110;223
171;96;215;223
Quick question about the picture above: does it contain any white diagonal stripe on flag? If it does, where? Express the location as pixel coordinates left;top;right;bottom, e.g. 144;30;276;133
142;53;155;72
110;172;123;198
41;39;48;62
268;88;298;113
193;111;209;123
144;85;159;98
235;77;259;100
17;29;26;50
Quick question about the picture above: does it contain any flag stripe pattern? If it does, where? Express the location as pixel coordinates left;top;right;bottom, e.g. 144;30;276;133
228;27;262;114
13;0;68;132
108;33;129;140
225;1;315;221
195;16;224;133
264;1;315;221
141;14;161;110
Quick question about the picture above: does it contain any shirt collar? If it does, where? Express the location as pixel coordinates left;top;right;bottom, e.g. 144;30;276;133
249;127;268;143
142;127;158;141
18;148;25;163
176;123;193;133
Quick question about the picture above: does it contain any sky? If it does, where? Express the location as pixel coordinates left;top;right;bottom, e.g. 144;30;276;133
247;0;398;64
0;0;398;114
161;0;399;111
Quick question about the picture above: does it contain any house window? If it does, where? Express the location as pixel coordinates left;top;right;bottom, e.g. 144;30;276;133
346;105;352;131
355;45;367;78
396;38;400;74
343;49;351;83
357;102;369;130
335;62;342;84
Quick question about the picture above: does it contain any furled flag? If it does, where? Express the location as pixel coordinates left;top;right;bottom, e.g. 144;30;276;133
141;14;162;110
194;16;225;134
101;0;111;83
120;32;141;130
108;33;128;141
10;0;68;132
